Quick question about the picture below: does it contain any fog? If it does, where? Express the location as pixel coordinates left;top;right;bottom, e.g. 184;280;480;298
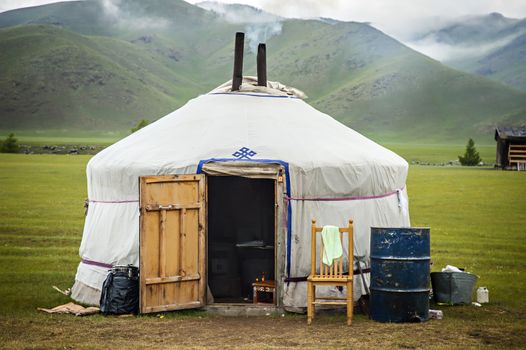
3;0;526;61
189;0;526;41
99;0;169;30
407;33;524;62
197;1;282;53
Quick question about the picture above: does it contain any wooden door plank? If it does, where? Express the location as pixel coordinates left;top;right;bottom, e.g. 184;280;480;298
145;274;200;285
139;177;147;313
142;301;202;313
139;174;206;314
145;203;201;211
198;176;206;305
179;208;186;277
159;209;167;278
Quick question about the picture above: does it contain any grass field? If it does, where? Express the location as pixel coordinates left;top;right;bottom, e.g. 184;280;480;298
0;130;123;146
0;151;525;348
386;142;495;165
1;132;498;164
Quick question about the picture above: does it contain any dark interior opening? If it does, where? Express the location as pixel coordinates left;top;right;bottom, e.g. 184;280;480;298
208;176;275;303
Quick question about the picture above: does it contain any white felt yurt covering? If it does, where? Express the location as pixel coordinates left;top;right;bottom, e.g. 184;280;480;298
72;78;410;309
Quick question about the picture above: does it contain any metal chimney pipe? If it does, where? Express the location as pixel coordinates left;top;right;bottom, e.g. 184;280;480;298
232;32;244;91
257;43;267;87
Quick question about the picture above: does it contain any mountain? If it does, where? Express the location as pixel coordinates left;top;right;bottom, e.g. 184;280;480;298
0;0;238;129
196;1;281;22
0;25;203;129
409;13;526;92
413;13;522;45
1;1;525;142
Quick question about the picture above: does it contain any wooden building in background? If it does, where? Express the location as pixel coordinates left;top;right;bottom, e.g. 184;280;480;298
495;127;526;170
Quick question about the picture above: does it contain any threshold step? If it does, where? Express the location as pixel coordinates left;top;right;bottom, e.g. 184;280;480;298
205;303;281;317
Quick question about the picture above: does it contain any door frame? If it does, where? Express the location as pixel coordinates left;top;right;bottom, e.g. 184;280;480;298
138;166;285;310
204;173;282;306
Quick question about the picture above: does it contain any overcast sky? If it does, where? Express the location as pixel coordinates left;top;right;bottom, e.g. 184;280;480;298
2;0;526;39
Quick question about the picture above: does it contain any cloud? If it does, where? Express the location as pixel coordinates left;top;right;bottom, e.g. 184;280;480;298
197;1;283;53
4;0;526;42
244;22;282;53
99;0;170;30
403;12;526;62
197;1;281;23
0;0;77;13
406;32;524;62
189;0;526;41
191;0;526;62
0;0;170;29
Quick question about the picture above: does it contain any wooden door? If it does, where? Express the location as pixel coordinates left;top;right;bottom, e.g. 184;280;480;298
139;174;206;313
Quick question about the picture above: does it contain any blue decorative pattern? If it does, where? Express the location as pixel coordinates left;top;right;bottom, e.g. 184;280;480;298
233;147;257;160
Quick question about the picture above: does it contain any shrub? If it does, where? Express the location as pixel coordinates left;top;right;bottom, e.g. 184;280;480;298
458;138;481;166
131;119;150;133
1;133;19;153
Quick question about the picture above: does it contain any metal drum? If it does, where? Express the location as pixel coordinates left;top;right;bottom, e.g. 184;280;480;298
370;227;430;322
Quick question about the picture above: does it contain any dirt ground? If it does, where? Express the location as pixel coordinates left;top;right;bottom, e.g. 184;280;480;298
1;307;525;349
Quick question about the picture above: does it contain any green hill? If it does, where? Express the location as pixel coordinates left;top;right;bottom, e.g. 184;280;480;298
0;25;202;129
258;20;526;140
1;1;525;142
412;13;526;92
447;31;526;92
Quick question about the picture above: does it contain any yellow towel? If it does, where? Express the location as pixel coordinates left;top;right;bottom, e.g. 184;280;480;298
321;225;343;266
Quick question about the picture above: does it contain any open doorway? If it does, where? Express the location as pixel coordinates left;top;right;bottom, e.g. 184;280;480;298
207;176;275;303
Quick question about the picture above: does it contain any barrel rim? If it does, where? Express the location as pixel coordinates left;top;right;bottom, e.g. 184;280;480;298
371;255;430;260
370;226;431;230
430;271;478;277
370;287;430;293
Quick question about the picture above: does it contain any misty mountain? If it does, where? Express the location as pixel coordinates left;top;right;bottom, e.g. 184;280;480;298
413;13;522;45
197;1;282;23
409;13;526;91
1;0;525;141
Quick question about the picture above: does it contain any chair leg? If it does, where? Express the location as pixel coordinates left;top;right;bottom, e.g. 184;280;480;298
347;280;353;326
307;281;314;325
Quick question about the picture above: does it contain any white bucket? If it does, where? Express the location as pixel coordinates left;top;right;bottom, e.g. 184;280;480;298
476;287;489;304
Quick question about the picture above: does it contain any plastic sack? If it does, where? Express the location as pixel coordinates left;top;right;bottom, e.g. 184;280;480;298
100;265;139;315
441;265;463;273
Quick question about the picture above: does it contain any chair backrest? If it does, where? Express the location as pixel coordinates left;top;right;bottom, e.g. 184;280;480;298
310;219;353;278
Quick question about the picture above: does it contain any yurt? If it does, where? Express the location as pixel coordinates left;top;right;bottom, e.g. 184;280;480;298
72;36;410;313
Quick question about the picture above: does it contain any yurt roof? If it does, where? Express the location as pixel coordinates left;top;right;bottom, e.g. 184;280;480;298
87;79;407;200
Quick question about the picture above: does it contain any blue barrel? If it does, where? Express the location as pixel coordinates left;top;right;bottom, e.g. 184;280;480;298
370;227;430;322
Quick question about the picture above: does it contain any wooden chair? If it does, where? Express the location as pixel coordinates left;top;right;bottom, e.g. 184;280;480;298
307;219;354;326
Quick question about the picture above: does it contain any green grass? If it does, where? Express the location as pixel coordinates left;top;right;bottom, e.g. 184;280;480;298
0;149;525;347
0;134;121;146
384;142;495;164
0;135;497;163
0;151;525;313
0;154;89;315
407;166;526;310
0;130;123;146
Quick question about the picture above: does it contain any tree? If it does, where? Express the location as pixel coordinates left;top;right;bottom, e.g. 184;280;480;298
131;119;150;133
1;133;19;153
458;138;481;166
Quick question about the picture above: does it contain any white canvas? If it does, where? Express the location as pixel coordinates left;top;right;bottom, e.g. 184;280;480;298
72;79;410;309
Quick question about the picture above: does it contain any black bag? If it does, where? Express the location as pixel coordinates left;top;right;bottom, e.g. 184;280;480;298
100;265;139;315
